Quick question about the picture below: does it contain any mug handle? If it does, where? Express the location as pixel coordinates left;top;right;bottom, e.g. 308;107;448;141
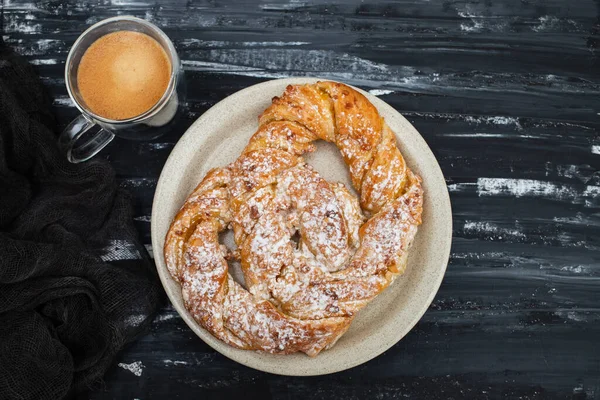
58;114;115;163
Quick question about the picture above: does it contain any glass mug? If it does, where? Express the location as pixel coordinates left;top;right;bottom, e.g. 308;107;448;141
59;16;184;163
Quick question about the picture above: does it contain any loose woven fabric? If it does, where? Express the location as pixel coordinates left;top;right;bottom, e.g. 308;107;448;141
0;43;162;399
165;82;423;356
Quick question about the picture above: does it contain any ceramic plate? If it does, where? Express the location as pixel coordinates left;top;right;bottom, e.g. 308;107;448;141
151;77;452;376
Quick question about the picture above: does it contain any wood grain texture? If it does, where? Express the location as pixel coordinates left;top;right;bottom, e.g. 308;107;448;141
2;0;600;398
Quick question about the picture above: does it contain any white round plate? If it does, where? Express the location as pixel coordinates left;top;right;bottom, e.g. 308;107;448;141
151;77;452;376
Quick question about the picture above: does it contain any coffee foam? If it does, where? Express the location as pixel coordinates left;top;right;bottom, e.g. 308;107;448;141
77;31;171;120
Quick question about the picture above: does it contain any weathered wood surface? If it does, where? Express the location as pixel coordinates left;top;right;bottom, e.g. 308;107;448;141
2;0;599;398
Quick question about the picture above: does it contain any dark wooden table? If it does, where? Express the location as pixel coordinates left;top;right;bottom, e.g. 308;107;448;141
3;0;600;398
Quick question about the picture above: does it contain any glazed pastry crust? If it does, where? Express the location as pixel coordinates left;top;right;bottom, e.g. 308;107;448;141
164;82;423;356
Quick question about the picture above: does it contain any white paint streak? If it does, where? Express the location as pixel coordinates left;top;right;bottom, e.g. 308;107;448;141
182;60;261;72
52;96;74;107
532;16;578;32
181;50;420;89
154;313;177;322
442;133;540;139
146;143;172;150
404;112;594;131
451;251;507;260
164;359;189;366
10;38;65;56
179;39;310;47
460;20;484;33
118;361;144;377
144;10;155;23
458;9;484;33
553;214;600;227
456;5;509;33
446;182;475;192
533;16;559;32
3;2;45;11
30;59;58;65
560;265;588;274
463;116;522;130
591;145;600;155
583;185;600;198
35;39;57;51
476;178;600;205
4;20;41;34
573;384;585;395
463;221;526;240
368;89;394;96
457;10;478;18
260;2;306;11
111;0;151;5
181;49;593;97
555;310;587;322
555;164;597;184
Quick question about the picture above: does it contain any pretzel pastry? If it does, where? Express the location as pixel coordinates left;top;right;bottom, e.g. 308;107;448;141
164;82;423;356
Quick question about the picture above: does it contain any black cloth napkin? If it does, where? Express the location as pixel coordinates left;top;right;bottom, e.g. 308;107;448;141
0;43;162;399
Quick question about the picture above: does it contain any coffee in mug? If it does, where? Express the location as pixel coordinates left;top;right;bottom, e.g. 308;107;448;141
77;31;172;120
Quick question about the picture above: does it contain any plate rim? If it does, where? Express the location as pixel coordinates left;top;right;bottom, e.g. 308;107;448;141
151;77;452;376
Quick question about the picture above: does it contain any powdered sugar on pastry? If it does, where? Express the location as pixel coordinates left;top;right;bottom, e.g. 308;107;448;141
164;81;423;356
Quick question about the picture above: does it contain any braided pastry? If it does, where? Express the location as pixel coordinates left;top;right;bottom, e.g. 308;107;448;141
165;82;423;356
